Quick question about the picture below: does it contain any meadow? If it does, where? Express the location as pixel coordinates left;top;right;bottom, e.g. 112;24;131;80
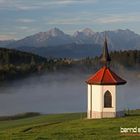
0;110;140;140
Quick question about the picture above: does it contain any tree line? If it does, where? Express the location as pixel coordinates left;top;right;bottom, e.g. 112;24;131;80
0;48;139;81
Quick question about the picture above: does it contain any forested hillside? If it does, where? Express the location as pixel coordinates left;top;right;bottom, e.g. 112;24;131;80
110;50;140;68
0;48;47;81
74;50;140;72
0;48;139;81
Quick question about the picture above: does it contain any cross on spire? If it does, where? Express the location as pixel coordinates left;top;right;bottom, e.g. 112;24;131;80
100;35;111;67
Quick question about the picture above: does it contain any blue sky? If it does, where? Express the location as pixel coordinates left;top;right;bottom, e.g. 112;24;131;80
1;0;140;40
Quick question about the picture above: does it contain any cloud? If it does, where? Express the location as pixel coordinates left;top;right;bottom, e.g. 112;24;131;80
0;0;98;11
42;0;97;10
43;0;97;5
47;18;89;25
0;0;42;11
17;5;41;10
17;18;35;23
1;0;140;39
47;12;140;26
0;34;16;40
0;0;5;4
15;26;29;30
96;14;140;24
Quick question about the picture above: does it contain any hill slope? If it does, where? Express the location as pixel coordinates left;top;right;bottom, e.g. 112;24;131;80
0;47;46;65
0;48;47;81
17;43;102;58
0;111;140;139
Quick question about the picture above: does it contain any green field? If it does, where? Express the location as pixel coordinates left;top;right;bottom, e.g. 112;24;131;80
0;110;140;140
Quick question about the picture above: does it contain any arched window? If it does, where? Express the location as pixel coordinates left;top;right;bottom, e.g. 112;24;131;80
104;90;112;108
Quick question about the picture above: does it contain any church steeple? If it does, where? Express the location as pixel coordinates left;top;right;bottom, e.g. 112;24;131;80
86;34;126;119
100;36;111;67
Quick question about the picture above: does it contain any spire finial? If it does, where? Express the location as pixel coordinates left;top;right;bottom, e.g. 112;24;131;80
100;33;111;67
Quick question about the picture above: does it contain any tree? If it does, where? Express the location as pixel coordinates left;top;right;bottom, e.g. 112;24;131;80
30;56;36;66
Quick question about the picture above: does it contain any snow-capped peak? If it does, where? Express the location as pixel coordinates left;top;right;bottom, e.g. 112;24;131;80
47;27;65;37
73;28;94;37
82;28;95;36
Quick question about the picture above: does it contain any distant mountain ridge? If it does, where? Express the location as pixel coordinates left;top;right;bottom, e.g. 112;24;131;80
0;40;15;47
1;28;140;50
0;28;140;58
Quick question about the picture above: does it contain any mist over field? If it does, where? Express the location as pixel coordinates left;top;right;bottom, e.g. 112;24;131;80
0;72;87;115
0;68;139;116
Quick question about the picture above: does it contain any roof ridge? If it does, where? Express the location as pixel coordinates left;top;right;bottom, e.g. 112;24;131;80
86;66;126;85
101;66;107;83
107;68;117;83
109;68;126;82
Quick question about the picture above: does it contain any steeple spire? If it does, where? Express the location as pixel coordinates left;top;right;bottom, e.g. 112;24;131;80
100;35;111;67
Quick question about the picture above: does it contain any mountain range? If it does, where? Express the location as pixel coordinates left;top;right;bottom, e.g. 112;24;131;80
0;28;140;58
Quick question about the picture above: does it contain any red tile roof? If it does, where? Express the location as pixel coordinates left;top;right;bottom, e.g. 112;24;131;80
86;66;127;85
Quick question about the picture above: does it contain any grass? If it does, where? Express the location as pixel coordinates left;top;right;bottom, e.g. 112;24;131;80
0;112;41;121
0;111;140;140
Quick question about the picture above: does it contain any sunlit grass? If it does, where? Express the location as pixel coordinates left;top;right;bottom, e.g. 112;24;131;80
0;111;140;139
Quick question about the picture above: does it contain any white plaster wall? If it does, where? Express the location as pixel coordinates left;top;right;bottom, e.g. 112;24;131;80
87;83;125;118
102;85;116;112
92;85;102;112
87;84;91;118
87;84;91;112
